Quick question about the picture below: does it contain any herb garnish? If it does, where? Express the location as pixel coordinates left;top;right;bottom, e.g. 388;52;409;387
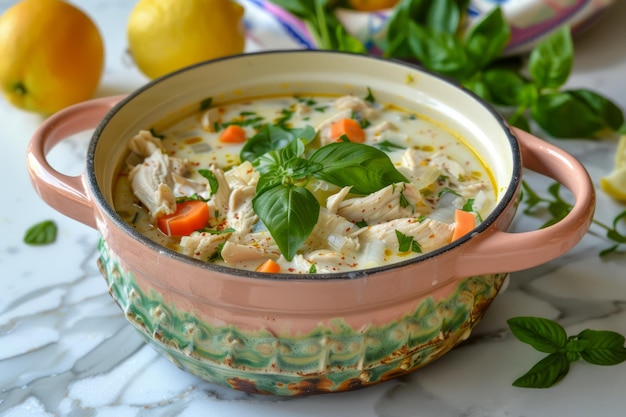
508;317;626;388
395;230;422;253
243;124;408;260
200;97;213;110
198;169;219;197
24;220;57;245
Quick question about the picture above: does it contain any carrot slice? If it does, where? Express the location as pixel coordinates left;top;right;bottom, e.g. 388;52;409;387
219;125;247;143
256;258;281;273
157;200;210;237
330;118;366;143
451;209;476;241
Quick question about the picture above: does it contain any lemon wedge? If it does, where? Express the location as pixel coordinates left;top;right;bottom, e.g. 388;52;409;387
600;134;626;201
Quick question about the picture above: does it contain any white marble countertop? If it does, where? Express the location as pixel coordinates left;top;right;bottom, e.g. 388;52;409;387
1;1;626;416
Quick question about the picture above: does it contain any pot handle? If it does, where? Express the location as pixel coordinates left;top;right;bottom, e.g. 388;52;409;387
457;127;596;277
26;96;125;229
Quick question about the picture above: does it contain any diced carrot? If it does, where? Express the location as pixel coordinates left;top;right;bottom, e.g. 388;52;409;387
256;258;281;273
329;118;366;143
451;209;476;241
157;200;210;237
219;124;247;143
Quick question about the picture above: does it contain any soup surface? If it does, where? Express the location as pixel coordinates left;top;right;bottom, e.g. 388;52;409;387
114;91;496;274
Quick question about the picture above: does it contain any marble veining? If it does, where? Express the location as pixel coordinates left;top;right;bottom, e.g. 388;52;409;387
1;0;625;416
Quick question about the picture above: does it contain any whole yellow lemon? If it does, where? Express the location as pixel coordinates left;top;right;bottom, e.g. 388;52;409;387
0;0;104;115
127;0;246;80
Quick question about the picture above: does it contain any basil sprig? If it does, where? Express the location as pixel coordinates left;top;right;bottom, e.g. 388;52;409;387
521;181;626;256
244;124;408;261
508;317;626;388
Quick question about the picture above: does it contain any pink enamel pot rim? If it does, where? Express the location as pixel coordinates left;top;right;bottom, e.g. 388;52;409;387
27;49;595;307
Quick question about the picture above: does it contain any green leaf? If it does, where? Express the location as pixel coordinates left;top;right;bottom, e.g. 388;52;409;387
568;89;625;133
425;0;464;34
512;353;570;389
577;329;626;366
482;68;536;107
309;142;408;194
241;124;315;163
383;0;430;58
24;220;57;245
200;97;213;110
528;26;573;89
464;7;510;71
252;184;320;261
198;169;219;196
407;22;472;80
507;316;567;353
531;92;607;138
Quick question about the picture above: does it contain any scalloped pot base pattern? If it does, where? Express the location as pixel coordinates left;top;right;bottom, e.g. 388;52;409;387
97;239;507;396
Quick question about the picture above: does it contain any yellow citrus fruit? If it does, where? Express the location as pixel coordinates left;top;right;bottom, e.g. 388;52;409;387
348;0;399;11
600;135;626;201
127;0;246;80
0;0;104;115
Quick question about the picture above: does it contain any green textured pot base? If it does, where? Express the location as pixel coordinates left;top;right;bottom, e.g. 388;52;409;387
97;239;506;396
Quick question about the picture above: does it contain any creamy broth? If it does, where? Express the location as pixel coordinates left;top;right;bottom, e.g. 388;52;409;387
114;92;496;274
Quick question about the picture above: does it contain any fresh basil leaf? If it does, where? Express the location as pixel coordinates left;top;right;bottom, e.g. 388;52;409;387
407;22;471;80
528;26;573;89
241;124;315;163
482;68;536;107
374;140;406;152
531;91;608;138
507;317;567;353
24;220;57;245
383;0;429;58
512;353;570;389
568;89;625;133
465;7;510;71
198;169;219;196
253;184;320;261
426;0;464;34
577;329;626;366
309;142;408;194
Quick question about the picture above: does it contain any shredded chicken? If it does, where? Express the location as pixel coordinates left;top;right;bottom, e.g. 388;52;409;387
201;108;220;132
359;217;454;252
333;183;422;225
206;167;231;218
128;130;164;158
180;231;230;260
333;95;379;119
220;240;281;264
128;149;188;220
309;207;362;253
226;185;258;242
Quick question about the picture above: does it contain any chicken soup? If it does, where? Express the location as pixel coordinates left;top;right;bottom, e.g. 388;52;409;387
114;90;496;274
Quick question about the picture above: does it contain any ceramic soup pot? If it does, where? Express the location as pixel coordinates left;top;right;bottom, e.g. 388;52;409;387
27;50;594;396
